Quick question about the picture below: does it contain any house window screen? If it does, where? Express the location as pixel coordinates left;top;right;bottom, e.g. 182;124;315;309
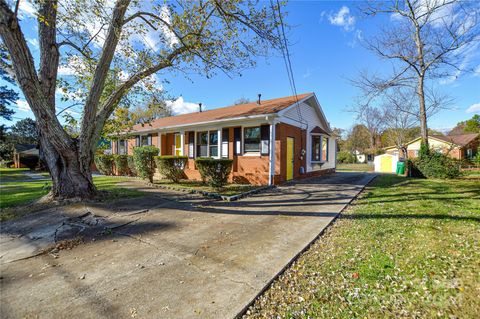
135;136;140;147
197;132;208;157
140;135;151;146
244;127;261;152
118;140;127;155
322;137;328;161
222;128;229;158
209;131;218;157
312;135;321;161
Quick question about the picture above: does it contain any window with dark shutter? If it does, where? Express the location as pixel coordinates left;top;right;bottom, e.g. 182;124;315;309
260;125;270;155
234;127;241;155
135;136;140;147
188;132;195;158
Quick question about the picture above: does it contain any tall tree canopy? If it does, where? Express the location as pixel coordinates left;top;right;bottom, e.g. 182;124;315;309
0;43;16;121
449;114;480;134
353;0;479;148
0;0;283;199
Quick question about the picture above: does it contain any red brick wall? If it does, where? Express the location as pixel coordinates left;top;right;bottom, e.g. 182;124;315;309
273;123;307;184
112;123;335;185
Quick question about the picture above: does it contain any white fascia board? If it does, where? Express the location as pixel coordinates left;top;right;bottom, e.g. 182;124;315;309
114;114;278;136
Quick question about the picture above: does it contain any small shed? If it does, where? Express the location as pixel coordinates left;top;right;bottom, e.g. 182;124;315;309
374;153;398;173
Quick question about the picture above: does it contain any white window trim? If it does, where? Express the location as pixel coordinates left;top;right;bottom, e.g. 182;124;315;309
310;133;329;164
195;130;221;159
243;125;262;154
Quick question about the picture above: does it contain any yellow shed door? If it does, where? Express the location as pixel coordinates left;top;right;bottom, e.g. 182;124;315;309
380;156;392;173
286;137;294;180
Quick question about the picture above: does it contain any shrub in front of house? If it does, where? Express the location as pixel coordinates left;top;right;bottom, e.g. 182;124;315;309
133;146;159;183
127;155;137;176
337;151;356;163
113;154;129;176
195;157;233;189
411;151;462;179
154;155;188;182
94;154;114;175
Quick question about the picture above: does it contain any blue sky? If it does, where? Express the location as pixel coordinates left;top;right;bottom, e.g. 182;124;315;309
2;0;480;133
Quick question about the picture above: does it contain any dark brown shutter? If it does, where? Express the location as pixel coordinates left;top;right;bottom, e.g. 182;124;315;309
260;125;270;155
234;127;241;155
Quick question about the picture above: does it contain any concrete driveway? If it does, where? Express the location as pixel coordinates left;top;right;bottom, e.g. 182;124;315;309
0;172;375;319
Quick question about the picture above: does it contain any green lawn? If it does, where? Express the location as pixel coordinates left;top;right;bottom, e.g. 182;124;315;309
246;175;480;318
337;163;374;172
154;179;260;197
0;169;143;220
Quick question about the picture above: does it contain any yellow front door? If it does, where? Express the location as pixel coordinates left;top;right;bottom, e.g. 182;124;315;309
286;137;294;180
380;156;392;173
174;134;182;156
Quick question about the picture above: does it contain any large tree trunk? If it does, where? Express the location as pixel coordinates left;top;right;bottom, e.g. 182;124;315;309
417;76;429;148
39;133;96;199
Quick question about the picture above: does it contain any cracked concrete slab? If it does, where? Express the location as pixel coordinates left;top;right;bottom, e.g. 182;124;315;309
0;172;375;318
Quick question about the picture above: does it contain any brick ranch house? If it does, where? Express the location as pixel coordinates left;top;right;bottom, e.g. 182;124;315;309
111;93;336;185
384;133;479;160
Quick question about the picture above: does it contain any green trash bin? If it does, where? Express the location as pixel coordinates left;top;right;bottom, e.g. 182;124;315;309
396;161;405;175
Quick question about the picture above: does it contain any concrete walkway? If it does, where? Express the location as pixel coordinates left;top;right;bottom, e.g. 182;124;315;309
0;172;375;319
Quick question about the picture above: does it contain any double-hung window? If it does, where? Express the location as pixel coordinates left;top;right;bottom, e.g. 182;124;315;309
118;140;127;155
137;135;151;147
244;127;261;153
209;131;218;157
322;136;328;161
197;132;208;157
312;135;321;162
311;135;329;162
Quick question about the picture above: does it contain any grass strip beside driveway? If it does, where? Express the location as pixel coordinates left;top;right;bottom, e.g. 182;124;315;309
0;175;143;221
244;175;480;318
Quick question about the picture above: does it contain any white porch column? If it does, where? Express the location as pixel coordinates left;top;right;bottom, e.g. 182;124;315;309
269;121;276;185
218;128;222;159
180;130;185;156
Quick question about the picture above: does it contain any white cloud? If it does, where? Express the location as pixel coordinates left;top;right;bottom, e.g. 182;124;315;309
166;97;199;115
328;6;356;31
16;100;31;112
57;55;89;76
159;6;179;48
466;102;480;114
18;1;36;18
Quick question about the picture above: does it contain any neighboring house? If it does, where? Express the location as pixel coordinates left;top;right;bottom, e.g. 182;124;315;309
385;133;479;160
112;93;336;185
13;144;39;169
354;150;374;163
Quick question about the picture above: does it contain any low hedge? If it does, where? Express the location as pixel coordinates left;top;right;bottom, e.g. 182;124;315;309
127;155;137;176
133;146;159;182
154;156;188;182
113;154;129;176
195;157;233;189
95;154;114;175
